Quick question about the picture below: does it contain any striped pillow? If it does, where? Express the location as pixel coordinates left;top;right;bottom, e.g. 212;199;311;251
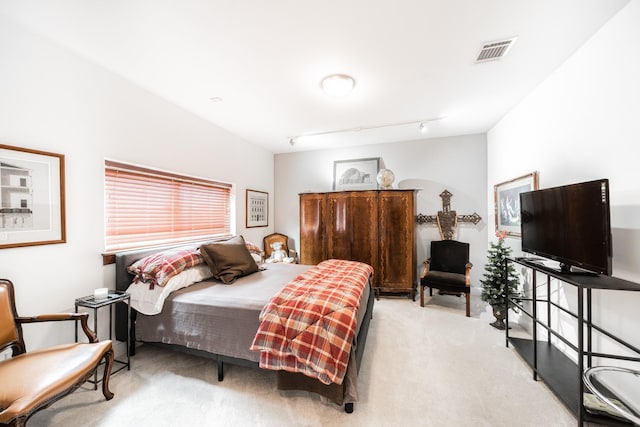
245;241;263;255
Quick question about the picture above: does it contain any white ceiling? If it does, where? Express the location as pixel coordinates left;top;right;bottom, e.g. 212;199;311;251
0;0;630;153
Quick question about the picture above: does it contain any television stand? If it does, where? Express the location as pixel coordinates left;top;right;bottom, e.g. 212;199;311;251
558;263;599;276
515;256;544;262
523;259;598;276
562;270;599;277
505;257;640;426
559;262;573;273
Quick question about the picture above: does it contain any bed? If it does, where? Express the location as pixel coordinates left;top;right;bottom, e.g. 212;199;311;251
114;239;375;413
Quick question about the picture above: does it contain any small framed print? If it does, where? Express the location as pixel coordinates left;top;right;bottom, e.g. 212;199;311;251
246;189;268;228
0;144;66;249
333;157;380;191
494;172;539;237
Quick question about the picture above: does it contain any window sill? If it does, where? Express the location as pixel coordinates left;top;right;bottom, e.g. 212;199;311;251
102;253;116;265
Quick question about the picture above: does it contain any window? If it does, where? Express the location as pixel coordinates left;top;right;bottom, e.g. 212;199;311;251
104;160;232;252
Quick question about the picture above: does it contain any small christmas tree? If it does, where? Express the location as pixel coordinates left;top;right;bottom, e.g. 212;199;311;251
480;231;520;329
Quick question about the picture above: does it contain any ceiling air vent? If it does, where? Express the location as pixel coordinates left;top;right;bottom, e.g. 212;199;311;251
475;37;517;63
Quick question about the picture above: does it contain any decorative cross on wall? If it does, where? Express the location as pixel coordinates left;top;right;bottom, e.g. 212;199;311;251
416;190;482;240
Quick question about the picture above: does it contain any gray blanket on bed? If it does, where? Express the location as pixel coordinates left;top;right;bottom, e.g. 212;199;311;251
135;263;312;361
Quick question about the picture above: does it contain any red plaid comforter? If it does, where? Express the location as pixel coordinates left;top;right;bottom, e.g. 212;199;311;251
250;259;373;385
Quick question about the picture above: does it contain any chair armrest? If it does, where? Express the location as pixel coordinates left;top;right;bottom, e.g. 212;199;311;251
420;258;431;278
18;313;84;322
17;312;98;343
464;262;473;286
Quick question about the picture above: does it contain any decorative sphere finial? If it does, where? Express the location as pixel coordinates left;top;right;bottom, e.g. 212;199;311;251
376;168;395;189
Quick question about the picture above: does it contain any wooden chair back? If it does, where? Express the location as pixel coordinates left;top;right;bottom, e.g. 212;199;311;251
263;233;290;259
0;280;25;356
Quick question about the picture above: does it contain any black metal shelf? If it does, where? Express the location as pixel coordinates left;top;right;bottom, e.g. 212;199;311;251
509;337;580;414
515;259;640;291
505;258;640;426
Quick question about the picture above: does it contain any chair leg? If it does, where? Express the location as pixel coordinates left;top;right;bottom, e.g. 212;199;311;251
465;293;470;317
420;285;424;307
429;287;433;296
102;348;115;400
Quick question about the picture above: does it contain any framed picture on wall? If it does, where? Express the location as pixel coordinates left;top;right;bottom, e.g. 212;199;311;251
494;172;539;237
0;144;66;249
246;189;268;228
333;157;380;191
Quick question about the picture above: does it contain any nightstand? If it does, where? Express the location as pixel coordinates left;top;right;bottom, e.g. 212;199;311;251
75;290;131;388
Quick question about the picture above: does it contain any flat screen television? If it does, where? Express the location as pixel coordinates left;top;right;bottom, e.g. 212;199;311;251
520;179;612;275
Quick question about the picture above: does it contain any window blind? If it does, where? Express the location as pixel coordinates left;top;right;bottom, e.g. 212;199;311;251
105;160;232;251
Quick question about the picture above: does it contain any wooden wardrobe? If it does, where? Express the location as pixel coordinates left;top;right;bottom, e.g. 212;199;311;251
299;189;417;299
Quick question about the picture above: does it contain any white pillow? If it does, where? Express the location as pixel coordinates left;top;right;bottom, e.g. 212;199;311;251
126;264;213;315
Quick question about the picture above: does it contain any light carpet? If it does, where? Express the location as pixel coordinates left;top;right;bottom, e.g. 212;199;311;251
28;293;576;426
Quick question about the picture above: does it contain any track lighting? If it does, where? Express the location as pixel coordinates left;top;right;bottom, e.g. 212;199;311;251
287;117;443;146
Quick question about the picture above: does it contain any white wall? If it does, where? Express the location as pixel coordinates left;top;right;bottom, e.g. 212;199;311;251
0;17;274;352
274;134;488;287
488;1;640;357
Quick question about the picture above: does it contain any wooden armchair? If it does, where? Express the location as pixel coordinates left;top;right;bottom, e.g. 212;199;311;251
0;279;114;427
263;233;298;262
420;240;472;317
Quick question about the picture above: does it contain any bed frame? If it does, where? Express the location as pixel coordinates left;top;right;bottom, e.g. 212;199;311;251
114;245;374;413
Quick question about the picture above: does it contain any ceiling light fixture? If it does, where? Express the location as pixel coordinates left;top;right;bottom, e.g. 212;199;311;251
288;117;443;146
320;74;356;97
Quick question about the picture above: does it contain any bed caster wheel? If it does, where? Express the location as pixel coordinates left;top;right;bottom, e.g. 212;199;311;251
344;403;354;413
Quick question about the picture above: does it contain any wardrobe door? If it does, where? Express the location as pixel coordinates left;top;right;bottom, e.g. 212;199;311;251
327;192;351;260
299;193;326;265
377;190;416;297
348;191;378;270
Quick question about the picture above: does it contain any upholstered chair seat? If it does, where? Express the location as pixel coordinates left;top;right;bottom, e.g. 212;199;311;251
0;341;112;422
423;270;467;288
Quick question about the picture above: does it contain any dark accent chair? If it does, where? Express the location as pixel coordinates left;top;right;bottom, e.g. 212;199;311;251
0;279;114;427
420;240;472;317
